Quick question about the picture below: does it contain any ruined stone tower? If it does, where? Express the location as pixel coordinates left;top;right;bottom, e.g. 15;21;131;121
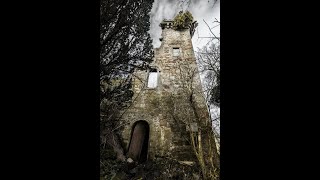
121;19;210;162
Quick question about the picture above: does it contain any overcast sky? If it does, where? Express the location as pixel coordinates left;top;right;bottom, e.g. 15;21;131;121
149;0;220;51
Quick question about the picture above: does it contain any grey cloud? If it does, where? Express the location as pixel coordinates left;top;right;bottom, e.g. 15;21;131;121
149;0;220;49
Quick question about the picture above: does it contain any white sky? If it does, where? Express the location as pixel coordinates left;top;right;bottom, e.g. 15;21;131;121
149;0;220;51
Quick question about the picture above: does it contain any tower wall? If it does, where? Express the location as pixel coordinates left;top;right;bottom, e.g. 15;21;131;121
121;20;210;162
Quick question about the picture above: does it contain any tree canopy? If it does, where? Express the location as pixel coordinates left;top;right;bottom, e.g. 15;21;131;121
100;0;154;121
100;0;154;169
100;0;154;79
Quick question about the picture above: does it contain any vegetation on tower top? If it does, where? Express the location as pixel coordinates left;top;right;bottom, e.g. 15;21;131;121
172;11;194;30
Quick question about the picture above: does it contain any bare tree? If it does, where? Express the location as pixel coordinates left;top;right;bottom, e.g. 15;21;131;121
159;60;220;180
195;18;220;149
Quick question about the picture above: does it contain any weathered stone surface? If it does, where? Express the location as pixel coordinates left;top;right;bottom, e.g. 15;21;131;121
121;20;210;162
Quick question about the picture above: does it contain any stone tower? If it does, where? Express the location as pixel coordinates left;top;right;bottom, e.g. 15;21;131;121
121;19;210;163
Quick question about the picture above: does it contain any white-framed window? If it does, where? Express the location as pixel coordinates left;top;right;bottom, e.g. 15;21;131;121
172;47;180;57
147;68;158;88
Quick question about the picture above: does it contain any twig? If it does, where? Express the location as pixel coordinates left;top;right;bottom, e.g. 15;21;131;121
203;19;220;42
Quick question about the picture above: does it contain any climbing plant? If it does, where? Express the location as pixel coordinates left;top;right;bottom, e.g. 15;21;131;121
172;11;194;30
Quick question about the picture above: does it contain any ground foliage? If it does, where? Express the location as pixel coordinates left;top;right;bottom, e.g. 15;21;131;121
100;154;202;180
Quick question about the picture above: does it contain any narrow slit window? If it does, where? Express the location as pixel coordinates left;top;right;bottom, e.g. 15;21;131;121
147;68;158;88
173;48;180;57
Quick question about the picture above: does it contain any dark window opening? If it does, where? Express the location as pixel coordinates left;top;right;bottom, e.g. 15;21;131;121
150;68;157;72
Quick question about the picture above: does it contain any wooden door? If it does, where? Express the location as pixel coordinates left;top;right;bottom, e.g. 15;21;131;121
127;122;147;161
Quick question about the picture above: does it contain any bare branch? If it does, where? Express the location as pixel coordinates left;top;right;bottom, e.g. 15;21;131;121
203;19;220;42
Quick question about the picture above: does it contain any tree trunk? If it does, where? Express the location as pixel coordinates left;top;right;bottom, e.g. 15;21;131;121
198;130;208;180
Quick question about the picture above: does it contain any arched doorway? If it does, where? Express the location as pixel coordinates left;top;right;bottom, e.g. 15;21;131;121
127;120;150;162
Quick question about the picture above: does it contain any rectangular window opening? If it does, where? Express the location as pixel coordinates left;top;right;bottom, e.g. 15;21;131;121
173;48;180;57
147;68;158;88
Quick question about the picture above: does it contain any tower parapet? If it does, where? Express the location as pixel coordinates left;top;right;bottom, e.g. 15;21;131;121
159;19;174;29
159;18;198;38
